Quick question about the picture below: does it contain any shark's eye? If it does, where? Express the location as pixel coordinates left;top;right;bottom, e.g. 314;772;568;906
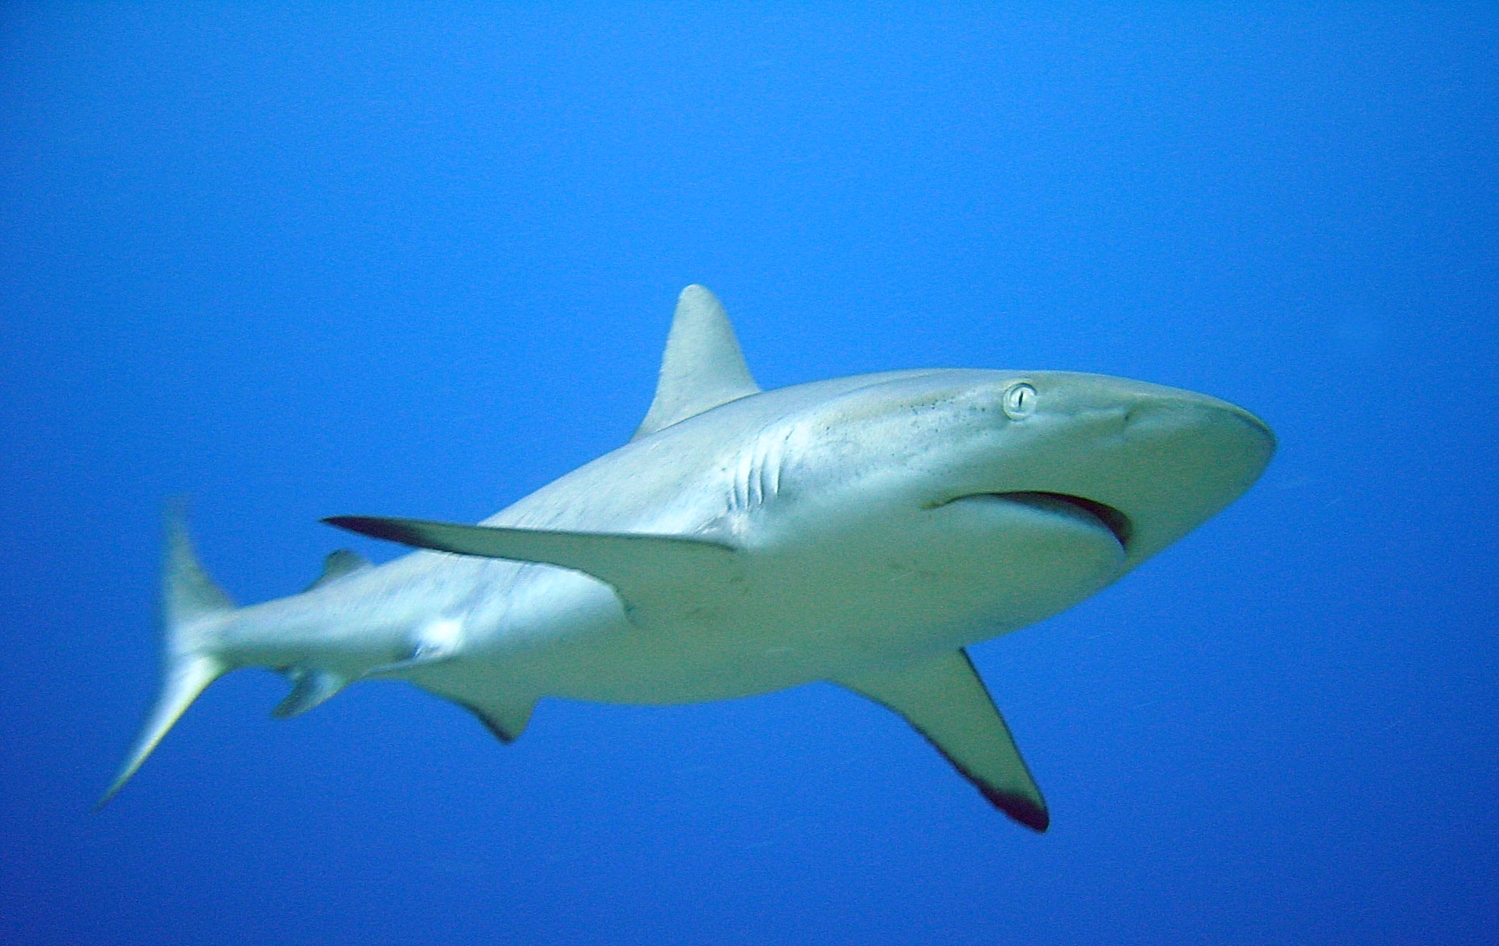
1003;382;1037;420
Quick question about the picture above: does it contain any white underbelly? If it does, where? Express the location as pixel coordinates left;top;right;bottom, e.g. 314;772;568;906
519;496;1126;705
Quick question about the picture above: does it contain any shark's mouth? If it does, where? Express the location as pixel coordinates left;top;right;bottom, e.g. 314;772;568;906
952;492;1133;552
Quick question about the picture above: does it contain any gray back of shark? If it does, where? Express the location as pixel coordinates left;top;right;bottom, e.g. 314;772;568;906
103;285;1275;832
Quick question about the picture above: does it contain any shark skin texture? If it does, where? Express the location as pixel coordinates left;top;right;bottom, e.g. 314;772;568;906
103;285;1276;832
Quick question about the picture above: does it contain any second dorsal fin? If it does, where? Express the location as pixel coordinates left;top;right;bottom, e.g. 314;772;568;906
302;549;372;593
632;285;760;441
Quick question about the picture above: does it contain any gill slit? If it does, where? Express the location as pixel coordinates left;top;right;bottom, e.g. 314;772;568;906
730;429;789;514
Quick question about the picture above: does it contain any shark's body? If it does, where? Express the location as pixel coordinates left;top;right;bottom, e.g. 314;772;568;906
106;286;1275;831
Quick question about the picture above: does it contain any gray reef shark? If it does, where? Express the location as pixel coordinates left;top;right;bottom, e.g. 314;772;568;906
103;285;1275;831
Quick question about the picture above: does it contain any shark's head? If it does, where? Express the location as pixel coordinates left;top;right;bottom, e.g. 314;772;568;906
927;369;1272;568
774;368;1275;582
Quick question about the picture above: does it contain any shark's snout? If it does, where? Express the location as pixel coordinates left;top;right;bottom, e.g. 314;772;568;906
1098;388;1276;564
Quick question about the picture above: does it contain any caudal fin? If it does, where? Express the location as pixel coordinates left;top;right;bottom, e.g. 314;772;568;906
98;504;233;808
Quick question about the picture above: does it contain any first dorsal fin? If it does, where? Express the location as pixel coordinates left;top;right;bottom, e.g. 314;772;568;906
632;285;760;441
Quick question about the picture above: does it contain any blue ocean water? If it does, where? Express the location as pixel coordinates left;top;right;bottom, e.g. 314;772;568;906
2;6;1495;944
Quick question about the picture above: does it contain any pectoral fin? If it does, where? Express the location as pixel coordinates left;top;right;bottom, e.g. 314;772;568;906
837;650;1049;832
323;516;740;627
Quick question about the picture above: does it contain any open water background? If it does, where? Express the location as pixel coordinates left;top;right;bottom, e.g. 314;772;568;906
2;6;1495;944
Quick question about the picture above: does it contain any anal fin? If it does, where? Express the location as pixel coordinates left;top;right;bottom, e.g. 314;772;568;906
448;695;537;744
836;649;1049;832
